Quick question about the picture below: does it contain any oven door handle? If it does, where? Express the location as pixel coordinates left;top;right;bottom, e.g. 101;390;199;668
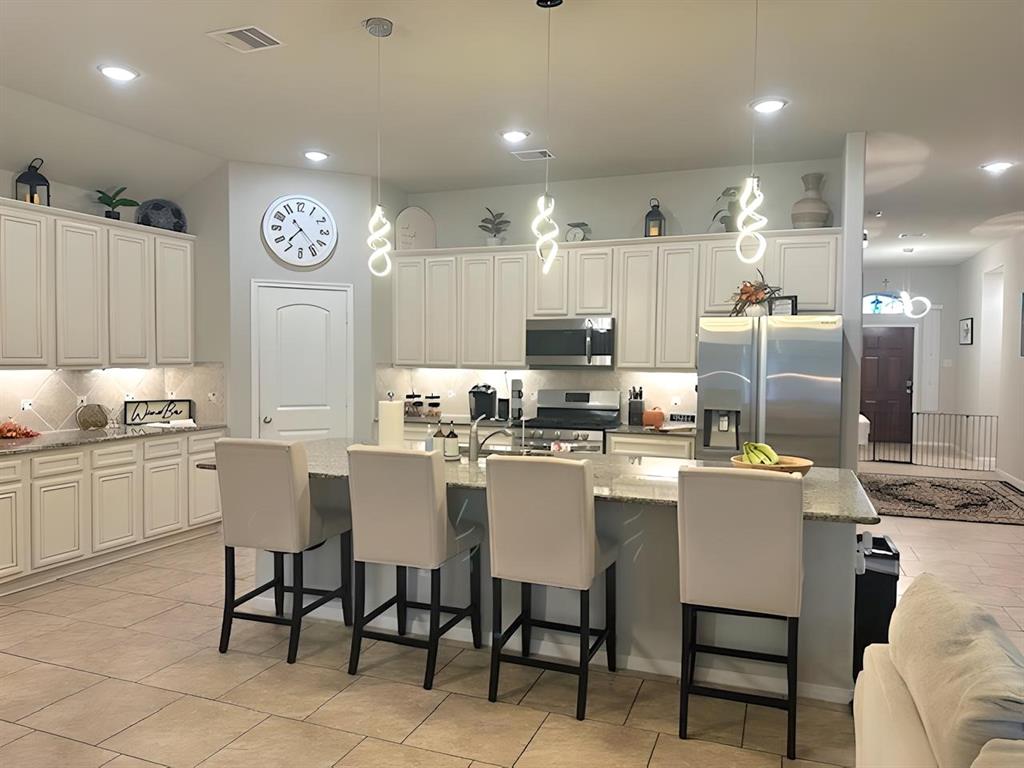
585;327;593;364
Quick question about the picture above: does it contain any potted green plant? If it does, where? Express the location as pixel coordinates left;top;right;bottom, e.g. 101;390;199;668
708;186;741;232
96;187;140;220
479;207;510;246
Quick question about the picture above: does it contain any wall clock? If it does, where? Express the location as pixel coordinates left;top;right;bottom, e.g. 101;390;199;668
261;194;338;266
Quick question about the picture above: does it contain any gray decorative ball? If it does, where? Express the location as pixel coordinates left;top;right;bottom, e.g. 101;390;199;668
136;199;188;233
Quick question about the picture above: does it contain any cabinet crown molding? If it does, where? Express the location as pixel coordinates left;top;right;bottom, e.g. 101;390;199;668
1;197;196;241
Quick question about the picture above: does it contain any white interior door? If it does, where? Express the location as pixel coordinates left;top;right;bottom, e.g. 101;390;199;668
255;282;351;440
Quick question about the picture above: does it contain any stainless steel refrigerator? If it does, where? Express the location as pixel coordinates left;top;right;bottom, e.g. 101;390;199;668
695;315;843;466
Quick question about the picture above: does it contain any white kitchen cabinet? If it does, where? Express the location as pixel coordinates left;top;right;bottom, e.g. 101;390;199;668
154;236;193;364
615;246;658;368
607;432;695;459
424;256;458;367
528;249;569;317
91;464;141;552
656;244;700;369
393;257;426;365
700;240;779;315
143;457;186;538
188;454;221;526
31;471;88;569
492;253;528;367
0;477;26;580
55;218;107;367
572;247;614;315
0;206;52;366
108;229;154;365
459;254;494;367
776;235;839;311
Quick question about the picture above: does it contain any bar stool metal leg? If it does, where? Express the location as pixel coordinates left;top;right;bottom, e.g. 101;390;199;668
488;577;502;702
286;553;304;663
687;602;698;685
348;561;366;675
576;588;590;720
521;583;532;658
679;603;692;739
424;568;442;689
219;546;236;653
339;531;353;627
787;617;800;760
470;546;482;649
605;563;617;672
273;552;285;617
396;566;408;636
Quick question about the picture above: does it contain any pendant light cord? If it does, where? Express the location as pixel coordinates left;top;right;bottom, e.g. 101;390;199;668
750;0;759;176
376;31;383;206
544;7;552;195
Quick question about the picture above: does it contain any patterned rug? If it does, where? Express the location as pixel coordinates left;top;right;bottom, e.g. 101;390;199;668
858;474;1024;525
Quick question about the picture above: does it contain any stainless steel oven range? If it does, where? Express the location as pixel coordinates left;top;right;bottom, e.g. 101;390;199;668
515;389;621;454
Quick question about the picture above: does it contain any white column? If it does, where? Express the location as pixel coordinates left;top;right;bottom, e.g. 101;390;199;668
840;133;866;469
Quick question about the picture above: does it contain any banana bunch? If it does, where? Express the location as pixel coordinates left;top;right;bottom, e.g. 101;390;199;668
741;441;779;465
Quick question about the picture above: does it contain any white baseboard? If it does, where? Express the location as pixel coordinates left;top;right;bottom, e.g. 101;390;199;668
250;595;853;705
996;469;1024;491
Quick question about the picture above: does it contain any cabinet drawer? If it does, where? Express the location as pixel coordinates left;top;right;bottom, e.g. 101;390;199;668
188;430;225;455
607;433;695;459
92;442;140;468
143;437;184;460
0;459;23;484
31;451;86;478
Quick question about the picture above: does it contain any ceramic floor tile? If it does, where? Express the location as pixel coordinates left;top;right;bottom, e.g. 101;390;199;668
0;610;74;649
744;703;854;767
515;713;656;768
20;677;181;744
13;584;126;616
0;719;31;747
260;618;365;669
307;676;447;743
649;732;781;767
102;566;200;596
157;575;253;606
625;680;746;747
68;593;180;628
195;620;290;655
0;650;36;677
103;755;167;768
350;638;460;686
519;668;642;725
0;580;71;606
1005;606;1024;628
337;738;472;767
433;649;541;704
404;692;546;767
972;566;1024;589
949;539;1021;555
141;648;277;698
198;715;361;768
0;729;117;768
980;552;1024;569
101;695;267;768
983;606;1022;632
62;562;152;587
131;602;222;640
219;659;357;719
0;662;103;721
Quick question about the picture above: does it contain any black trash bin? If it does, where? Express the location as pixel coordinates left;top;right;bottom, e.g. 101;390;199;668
853;533;900;680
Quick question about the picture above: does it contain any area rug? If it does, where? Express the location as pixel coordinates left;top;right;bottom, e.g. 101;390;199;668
858;474;1024;525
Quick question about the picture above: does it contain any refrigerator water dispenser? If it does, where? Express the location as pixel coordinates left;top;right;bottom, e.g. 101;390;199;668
702;409;741;450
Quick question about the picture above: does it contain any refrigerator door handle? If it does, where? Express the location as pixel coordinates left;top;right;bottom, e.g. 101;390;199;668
755;317;767;443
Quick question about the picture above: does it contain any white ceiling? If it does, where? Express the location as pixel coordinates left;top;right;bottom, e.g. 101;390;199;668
1;0;1022;263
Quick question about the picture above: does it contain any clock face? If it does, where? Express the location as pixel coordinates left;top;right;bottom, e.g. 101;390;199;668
261;195;338;267
566;226;586;242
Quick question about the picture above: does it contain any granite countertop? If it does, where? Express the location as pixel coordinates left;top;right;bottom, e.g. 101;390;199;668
0;424;228;456
607;425;696;437
285;438;878;525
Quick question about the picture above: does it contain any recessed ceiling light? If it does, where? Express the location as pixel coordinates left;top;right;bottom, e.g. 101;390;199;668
304;150;329;162
749;97;788;114
902;247;915;254
980;160;1016;174
872;210;883;218
501;129;531;144
98;65;139;82
898;232;926;239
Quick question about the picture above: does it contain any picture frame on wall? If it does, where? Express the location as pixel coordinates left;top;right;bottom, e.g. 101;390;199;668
768;295;798;316
959;317;974;346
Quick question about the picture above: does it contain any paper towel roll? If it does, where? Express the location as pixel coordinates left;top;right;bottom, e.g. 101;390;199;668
378;400;404;447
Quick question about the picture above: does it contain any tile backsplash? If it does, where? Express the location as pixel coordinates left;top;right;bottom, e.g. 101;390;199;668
0;363;226;432
376;365;697;421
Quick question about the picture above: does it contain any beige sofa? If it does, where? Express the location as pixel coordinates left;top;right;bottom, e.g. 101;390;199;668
854;573;1024;767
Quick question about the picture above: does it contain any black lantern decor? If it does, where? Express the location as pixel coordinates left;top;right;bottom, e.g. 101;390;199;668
15;158;51;206
644;197;665;237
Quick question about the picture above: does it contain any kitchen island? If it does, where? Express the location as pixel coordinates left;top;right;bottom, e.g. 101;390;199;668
242;439;877;703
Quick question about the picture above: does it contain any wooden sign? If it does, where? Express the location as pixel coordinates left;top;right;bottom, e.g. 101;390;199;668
123;399;195;425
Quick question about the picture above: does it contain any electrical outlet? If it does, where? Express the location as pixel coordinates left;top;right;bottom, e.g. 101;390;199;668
77;396;87;407
124;393;135;401
20;399;32;411
208;392;217;402
167;391;176;399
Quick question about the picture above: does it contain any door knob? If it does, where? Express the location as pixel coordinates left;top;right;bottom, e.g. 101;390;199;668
262;416;272;424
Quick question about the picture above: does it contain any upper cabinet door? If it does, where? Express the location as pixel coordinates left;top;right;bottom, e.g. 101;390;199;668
775;235;839;312
0;207;53;366
493;253;528;368
393;257;426;366
56;218;107;367
656;244;699;369
424;256;458;367
699;240;779;314
108;230;154;365
528;249;569;316
154;237;194;364
572;248;614;315
459;254;494;367
615;246;658;368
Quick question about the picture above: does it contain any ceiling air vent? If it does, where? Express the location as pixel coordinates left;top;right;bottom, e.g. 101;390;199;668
207;26;283;53
510;148;555;161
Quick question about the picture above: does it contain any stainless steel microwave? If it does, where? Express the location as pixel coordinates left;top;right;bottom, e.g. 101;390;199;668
525;318;615;368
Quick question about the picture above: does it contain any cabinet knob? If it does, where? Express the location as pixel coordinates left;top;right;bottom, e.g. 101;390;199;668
262;416;272;424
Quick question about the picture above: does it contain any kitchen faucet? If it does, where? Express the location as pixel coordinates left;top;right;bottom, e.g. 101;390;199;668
469;415;514;462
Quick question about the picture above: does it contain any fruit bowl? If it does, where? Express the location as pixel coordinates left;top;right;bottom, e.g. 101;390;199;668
730;455;814;476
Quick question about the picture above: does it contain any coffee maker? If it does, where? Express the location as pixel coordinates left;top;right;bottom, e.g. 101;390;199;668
468;384;498;420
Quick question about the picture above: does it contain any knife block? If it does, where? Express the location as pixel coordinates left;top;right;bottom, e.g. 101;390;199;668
628;399;644;426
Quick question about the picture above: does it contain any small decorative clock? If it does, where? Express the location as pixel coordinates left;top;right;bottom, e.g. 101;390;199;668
261;194;338;266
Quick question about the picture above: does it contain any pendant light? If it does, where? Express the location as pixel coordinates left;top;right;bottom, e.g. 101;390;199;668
365;17;393;278
735;0;768;265
900;267;932;318
531;0;560;275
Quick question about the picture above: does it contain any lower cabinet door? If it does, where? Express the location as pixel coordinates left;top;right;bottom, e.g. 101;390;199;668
606;434;695;459
143;459;186;538
92;465;142;552
0;482;26;580
188;454;221;526
31;474;89;569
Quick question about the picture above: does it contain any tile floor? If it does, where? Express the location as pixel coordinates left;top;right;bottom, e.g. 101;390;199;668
0;513;1020;767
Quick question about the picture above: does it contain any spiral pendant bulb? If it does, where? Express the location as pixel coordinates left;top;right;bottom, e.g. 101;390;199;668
735;176;767;265
899;290;931;319
531;194;559;274
367;204;392;277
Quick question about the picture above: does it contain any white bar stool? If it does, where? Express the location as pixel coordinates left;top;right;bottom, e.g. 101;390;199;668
346;445;482;690
677;466;804;759
215;438;353;664
485;455;618;721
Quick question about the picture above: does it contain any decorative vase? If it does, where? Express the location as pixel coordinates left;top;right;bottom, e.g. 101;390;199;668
743;303;768;317
791;173;831;229
104;210;120;220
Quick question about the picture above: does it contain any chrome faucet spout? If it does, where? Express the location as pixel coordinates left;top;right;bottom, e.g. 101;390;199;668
469;415;513;462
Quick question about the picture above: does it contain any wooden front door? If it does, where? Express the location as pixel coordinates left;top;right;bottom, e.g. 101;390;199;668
861;327;914;443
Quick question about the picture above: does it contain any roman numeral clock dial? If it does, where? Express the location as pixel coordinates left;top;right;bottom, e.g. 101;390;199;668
261;194;338;267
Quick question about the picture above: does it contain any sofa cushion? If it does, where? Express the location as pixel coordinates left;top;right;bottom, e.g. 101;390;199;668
888;574;1024;768
972;740;1024;768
